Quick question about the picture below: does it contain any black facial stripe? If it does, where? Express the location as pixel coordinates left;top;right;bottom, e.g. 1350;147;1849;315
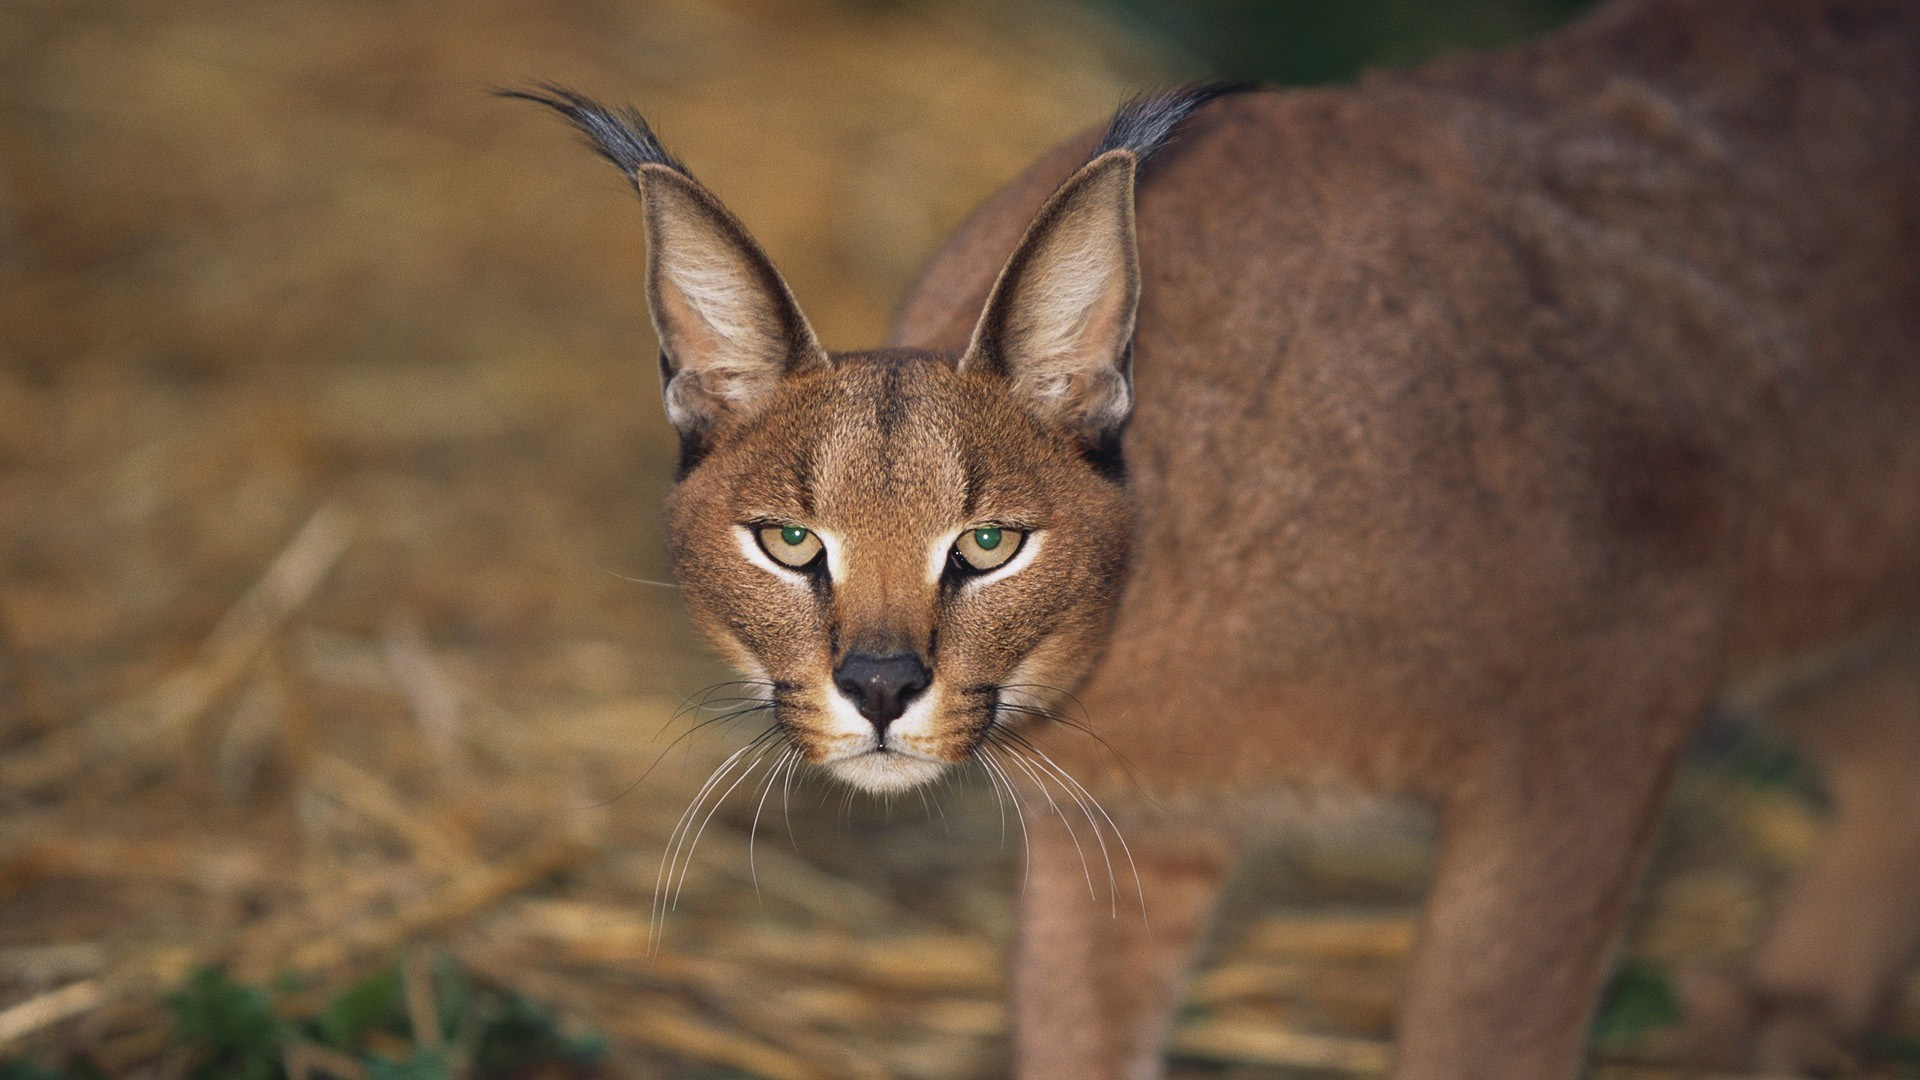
1082;429;1127;483
876;361;907;439
956;693;1000;748
941;551;990;591
960;452;981;521
672;435;709;481
788;441;817;519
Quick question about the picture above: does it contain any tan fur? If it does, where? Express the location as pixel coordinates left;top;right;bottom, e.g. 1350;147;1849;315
534;0;1919;1074
885;2;1920;1073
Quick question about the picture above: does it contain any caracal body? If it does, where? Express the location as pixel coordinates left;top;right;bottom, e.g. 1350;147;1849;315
517;0;1920;1073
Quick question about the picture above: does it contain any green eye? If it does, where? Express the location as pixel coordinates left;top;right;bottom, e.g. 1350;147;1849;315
757;525;824;569
953;526;1024;573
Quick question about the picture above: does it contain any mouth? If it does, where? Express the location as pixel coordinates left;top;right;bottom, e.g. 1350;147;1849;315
820;744;952;793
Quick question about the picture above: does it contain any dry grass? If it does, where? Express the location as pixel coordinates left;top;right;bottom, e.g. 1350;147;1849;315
1;0;1917;1076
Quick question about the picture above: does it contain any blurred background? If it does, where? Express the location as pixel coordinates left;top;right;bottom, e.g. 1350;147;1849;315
8;0;1912;1076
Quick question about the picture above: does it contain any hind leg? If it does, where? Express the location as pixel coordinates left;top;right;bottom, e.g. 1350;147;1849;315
1737;639;1920;1071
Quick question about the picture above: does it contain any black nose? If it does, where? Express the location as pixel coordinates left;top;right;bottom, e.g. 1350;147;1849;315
833;651;931;732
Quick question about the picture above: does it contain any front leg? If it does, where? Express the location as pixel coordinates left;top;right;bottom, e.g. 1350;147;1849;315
1012;807;1235;1080
1392;731;1686;1080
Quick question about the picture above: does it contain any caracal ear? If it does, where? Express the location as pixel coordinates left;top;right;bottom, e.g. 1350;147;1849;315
502;85;825;443
636;166;826;436
959;150;1140;443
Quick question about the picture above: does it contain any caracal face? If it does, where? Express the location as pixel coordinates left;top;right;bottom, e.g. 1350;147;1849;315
665;354;1130;792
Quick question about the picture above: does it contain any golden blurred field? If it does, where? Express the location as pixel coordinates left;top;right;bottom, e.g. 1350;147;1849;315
1;1;1914;1077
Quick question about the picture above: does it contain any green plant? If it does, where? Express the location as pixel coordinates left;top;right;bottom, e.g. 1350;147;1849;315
168;967;293;1080
138;957;604;1079
1591;961;1680;1044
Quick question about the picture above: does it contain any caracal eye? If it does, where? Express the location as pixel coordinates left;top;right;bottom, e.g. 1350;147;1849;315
757;524;823;568
953;526;1024;572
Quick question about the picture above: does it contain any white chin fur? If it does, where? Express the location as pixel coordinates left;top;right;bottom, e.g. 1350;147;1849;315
825;752;950;793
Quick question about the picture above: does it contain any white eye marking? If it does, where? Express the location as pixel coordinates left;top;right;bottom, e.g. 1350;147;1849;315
925;534;950;583
819;525;846;581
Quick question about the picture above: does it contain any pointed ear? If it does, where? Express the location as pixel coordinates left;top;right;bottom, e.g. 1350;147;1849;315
637;165;826;438
499;85;823;443
959;150;1140;443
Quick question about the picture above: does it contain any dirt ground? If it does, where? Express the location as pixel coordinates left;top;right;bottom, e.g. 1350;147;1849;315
0;0;1913;1077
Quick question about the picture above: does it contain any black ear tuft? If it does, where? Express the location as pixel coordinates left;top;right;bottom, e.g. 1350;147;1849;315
1092;82;1256;164
496;82;694;183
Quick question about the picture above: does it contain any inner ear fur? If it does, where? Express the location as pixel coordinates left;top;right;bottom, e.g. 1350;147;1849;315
960;150;1141;442
638;164;826;437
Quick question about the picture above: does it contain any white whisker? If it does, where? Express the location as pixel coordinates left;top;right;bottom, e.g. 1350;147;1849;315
1012;741;1147;927
781;747;802;850
600;566;680;589
652;737;764;950
1007;743;1117;916
747;746;794;902
980;747;1032;893
1001;742;1097;903
672;741;778;912
978;755;1009;848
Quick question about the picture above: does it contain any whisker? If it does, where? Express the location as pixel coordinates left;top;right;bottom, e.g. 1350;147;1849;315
993;687;1159;810
652;679;775;747
688;695;784;712
1005;734;1148;927
977;755;1008;849
929;781;953;836
600;566;680;589
1003;738;1118;917
617;701;775;801
979;746;1031;891
588;682;776;811
651;733;769;950
781;746;802;851
655;735;764;909
747;746;795;903
671;739;779;913
994;734;1097;903
668;679;777;723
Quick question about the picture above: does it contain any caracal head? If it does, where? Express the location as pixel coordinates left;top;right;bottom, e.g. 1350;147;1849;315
514;85;1158;792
